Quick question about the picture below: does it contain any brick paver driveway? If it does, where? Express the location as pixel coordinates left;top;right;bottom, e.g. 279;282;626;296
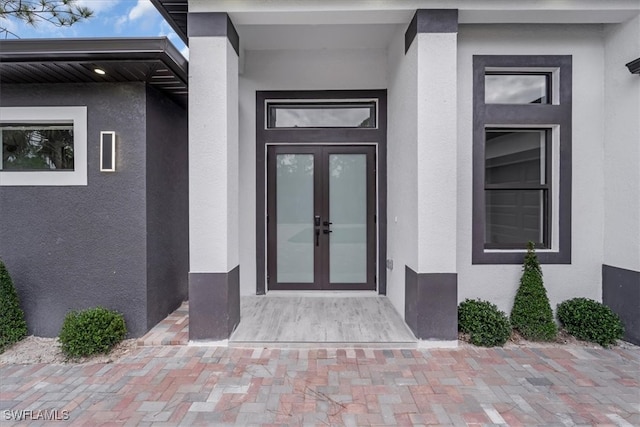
1;345;638;426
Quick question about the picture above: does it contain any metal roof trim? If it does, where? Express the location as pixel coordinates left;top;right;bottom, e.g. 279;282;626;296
150;0;188;45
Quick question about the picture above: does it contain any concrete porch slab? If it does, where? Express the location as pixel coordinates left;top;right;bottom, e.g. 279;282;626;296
229;295;417;348
140;295;419;348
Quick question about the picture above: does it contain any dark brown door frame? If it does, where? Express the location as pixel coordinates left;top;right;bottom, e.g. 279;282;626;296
266;145;377;291
256;90;387;295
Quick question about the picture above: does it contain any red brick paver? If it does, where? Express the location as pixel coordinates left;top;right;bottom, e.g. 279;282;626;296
137;302;189;346
1;344;639;426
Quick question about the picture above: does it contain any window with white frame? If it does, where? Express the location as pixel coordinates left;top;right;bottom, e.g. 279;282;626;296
0;106;87;186
472;55;572;264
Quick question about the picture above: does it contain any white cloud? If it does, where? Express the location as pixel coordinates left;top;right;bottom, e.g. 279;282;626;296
114;15;128;33
129;0;156;21
180;46;189;60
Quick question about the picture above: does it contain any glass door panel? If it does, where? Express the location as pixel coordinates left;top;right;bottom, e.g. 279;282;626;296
329;154;367;283
276;153;314;283
267;145;375;291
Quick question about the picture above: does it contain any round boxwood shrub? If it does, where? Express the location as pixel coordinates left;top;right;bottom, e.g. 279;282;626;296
557;298;624;347
0;260;28;353
458;299;511;347
510;242;557;341
59;306;126;358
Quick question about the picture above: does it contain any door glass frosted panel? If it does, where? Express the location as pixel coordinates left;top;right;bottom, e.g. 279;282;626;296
277;154;314;283
329;154;366;283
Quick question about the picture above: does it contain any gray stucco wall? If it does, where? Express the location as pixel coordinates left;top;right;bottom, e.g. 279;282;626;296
0;82;188;338
145;86;189;329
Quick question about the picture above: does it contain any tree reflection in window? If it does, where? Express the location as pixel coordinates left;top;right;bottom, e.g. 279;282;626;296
1;124;74;170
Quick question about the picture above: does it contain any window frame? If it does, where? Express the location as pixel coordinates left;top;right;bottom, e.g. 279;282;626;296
484;128;551;250
265;100;378;129
0;106;87;186
484;72;552;105
472;55;572;264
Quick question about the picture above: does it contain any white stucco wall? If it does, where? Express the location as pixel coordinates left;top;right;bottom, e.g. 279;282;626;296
457;24;606;313
189;37;239;273
225;17;630;325
386;26;418;314
416;32;458;274
603;15;640;272
238;47;389;295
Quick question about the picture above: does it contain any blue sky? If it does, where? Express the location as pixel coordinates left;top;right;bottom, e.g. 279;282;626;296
2;0;188;57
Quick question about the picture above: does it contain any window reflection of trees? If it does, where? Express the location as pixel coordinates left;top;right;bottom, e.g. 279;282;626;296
2;125;74;170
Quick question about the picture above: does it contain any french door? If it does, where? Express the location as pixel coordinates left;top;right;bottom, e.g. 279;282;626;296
267;145;376;290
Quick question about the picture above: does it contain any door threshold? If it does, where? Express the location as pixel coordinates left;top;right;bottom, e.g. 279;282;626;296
229;340;418;349
264;290;380;297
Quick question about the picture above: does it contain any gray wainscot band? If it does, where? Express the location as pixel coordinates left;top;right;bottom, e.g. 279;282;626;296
405;267;458;340
189;266;240;341
405;9;459;53
187;12;239;56
602;264;639;345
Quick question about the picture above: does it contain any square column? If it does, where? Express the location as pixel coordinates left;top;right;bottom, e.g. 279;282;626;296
404;10;458;341
188;13;240;341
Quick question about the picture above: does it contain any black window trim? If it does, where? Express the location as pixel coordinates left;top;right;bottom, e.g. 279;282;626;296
472;55;572;264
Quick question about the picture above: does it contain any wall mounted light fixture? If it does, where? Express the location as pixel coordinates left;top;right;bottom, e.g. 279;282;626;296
100;131;116;172
626;58;640;75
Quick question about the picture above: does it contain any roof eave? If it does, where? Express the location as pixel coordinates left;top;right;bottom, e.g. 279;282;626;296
150;0;188;45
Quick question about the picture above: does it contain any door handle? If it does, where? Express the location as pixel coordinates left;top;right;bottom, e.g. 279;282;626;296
315;229;320;246
323;229;332;234
323;221;332;226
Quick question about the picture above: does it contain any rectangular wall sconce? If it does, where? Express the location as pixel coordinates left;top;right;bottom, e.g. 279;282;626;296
100;131;116;172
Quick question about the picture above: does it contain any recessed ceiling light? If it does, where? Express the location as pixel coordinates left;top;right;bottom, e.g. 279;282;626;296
94;68;106;75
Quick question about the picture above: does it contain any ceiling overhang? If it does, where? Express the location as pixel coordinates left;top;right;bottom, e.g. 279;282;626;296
152;0;639;53
0;37;188;107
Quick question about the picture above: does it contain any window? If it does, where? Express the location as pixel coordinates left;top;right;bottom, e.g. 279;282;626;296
473;56;572;264
484;73;550;104
2;124;74;170
266;101;377;128
0;106;87;186
485;129;550;248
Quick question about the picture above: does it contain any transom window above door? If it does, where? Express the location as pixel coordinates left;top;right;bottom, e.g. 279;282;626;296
266;101;377;129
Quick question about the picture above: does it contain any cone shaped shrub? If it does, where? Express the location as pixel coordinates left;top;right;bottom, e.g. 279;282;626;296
0;260;28;353
510;242;557;341
557;298;623;347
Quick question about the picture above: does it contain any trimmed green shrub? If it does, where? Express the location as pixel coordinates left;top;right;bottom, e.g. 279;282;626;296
59;306;126;358
510;242;558;341
557;298;624;347
458;299;511;347
0;260;28;353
